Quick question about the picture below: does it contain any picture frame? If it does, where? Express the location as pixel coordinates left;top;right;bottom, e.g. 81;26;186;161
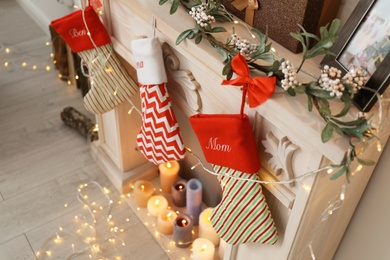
321;0;390;112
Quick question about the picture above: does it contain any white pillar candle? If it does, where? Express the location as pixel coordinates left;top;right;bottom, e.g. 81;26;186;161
192;238;215;260
199;207;220;246
147;195;168;217
218;238;227;260
132;180;155;207
157;209;177;235
159;160;180;193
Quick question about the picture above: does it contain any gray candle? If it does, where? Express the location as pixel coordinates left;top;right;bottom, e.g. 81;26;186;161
173;214;193;248
171;179;187;207
186;178;202;225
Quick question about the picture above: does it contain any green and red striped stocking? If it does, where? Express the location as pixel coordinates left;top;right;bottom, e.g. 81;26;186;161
50;5;138;115
210;165;278;245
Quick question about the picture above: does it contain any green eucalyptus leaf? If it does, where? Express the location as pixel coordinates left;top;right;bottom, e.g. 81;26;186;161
301;31;320;41
308;95;313;111
308;88;333;99
176;29;194;45
290;32;306;46
287;88;296;96
341;122;369;139
307;49;336;58
254;53;275;62
210;27;227;33
334;101;351;118
159;0;168;5
330;165;347;180
332;123;344;135
213;13;233;22
264;43;272;53
195;35;203;44
331;117;367;127
320;106;331;116
222;61;232;76
322;122;334;142
357;157;376;166
329;19;341;36
170;0;180;14
319;26;329;39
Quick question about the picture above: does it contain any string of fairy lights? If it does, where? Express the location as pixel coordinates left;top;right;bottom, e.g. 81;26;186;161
11;1;389;260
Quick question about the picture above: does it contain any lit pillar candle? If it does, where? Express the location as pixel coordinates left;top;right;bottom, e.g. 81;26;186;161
186;178;202;225
157;209;177;235
159;160;180;193
199;207;220;246
132;180;155;207
171;179;187;207
173;214;193;248
147;195;168;217
192;238;215;260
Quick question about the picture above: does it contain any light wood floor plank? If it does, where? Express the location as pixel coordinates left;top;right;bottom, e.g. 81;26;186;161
0;163;113;245
0;234;36;260
0;135;92;199
26;189;168;260
0;1;45;45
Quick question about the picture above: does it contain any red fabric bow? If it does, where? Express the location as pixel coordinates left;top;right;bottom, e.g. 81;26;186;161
222;54;276;108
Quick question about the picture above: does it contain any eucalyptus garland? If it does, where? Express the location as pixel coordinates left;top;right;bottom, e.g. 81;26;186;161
159;0;378;180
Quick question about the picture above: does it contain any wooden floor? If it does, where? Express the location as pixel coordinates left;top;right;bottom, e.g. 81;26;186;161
0;1;167;259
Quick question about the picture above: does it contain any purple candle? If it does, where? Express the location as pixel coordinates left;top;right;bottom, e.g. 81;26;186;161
171;179;187;207
186;178;202;225
173;214;193;248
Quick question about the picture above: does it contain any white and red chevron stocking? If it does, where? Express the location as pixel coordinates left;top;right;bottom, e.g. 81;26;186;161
210;165;278;245
131;38;185;165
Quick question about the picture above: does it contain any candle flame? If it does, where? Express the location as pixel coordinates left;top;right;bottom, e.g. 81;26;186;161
182;219;187;226
167;212;172;218
155;199;160;206
201;244;208;251
141;185;145;191
179;185;183;191
166;162;172;168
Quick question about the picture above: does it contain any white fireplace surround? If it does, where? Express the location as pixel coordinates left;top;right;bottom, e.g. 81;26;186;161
17;0;390;259
86;0;389;259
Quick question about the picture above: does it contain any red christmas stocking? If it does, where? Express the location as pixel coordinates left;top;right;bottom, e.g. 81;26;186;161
210;165;278;245
131;38;186;164
190;54;278;245
50;5;138;114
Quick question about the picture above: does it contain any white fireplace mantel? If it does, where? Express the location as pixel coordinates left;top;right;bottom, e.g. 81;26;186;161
90;0;388;259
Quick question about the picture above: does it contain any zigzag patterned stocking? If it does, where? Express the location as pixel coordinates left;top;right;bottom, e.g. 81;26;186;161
131;38;185;165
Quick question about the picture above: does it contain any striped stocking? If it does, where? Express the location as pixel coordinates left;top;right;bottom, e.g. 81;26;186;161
131;38;186;164
210;165;278;245
79;43;138;114
50;6;138;115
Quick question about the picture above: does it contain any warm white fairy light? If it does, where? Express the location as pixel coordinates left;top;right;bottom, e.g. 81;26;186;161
4;61;9;67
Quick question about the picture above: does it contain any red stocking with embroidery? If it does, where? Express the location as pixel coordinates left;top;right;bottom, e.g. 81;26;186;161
131;38;186;164
50;5;138;114
190;54;278;244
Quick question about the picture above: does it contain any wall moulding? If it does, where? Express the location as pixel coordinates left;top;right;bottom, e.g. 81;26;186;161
162;42;202;115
